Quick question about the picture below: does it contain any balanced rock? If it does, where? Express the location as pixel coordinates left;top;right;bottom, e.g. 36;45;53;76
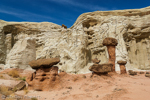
92;58;100;64
89;63;113;73
29;58;60;69
103;37;118;72
103;38;118;46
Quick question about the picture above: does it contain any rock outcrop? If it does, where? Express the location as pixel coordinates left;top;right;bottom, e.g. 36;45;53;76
0;6;150;73
26;58;60;91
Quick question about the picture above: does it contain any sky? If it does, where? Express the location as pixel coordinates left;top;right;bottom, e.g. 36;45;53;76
0;0;150;28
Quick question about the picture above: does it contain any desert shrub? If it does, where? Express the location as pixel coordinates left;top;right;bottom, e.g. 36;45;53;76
0;86;13;96
31;97;38;100
18;77;26;81
5;97;15;100
7;70;20;78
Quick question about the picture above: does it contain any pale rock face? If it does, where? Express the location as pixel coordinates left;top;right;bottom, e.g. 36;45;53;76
0;6;150;73
5;37;36;69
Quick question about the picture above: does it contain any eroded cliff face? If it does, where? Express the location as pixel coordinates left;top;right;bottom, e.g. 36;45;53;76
0;6;150;73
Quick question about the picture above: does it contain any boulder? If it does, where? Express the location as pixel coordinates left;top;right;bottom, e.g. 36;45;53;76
145;74;150;78
13;81;26;91
29;58;60;69
117;61;127;65
128;70;137;76
89;63;113;73
103;38;118;46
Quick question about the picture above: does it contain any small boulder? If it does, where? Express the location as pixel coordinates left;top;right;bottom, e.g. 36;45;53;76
62;24;67;29
128;70;137;76
13;81;26;91
29;58;60;69
89;63;113;73
145;73;150;78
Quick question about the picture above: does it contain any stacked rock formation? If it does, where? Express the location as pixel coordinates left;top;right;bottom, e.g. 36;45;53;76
89;58;113;75
103;37;118;72
26;58;60;91
117;60;127;74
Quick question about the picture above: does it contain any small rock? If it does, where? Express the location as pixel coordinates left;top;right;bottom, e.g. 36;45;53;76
66;86;72;89
128;70;137;76
92;58;100;64
145;74;150;78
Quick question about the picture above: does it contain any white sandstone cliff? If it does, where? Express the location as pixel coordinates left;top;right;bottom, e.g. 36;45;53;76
0;6;150;73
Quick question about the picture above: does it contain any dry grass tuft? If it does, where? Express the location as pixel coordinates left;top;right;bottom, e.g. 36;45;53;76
5;97;15;100
7;70;20;78
0;85;13;96
24;87;29;94
31;97;38;100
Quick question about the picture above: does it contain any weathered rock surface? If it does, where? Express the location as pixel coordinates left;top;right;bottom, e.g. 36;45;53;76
0;6;150;73
0;79;24;90
5;37;36;69
29;58;60;69
89;63;113;73
26;66;60;91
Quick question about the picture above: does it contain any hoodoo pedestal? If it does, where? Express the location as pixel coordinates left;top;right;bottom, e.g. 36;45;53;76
117;60;127;74
26;58;60;91
103;37;118;72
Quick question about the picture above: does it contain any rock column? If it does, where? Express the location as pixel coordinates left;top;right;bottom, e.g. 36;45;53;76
103;37;118;72
117;61;127;74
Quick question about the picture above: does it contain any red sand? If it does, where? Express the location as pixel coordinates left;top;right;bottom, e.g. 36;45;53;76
14;72;150;100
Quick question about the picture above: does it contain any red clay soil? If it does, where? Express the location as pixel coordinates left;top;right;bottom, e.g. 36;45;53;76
14;72;150;100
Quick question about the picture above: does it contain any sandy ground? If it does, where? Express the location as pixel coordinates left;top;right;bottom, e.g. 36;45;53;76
12;72;150;100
